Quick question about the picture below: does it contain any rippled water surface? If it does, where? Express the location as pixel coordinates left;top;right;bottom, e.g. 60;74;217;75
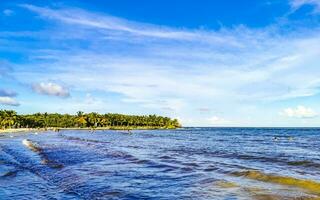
1;128;320;199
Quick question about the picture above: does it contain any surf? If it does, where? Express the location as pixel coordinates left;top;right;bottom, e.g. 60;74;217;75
231;170;320;195
22;139;41;152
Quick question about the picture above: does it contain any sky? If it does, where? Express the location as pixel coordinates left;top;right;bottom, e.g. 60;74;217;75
0;0;320;127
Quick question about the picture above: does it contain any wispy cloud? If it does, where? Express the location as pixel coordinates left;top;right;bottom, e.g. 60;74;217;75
280;105;318;118
198;108;211;113
0;97;19;106
20;4;241;46
207;116;231;126
0;61;13;78
0;89;19;106
32;82;70;98
0;89;17;97
3;9;14;16
2;4;320;125
290;0;320;12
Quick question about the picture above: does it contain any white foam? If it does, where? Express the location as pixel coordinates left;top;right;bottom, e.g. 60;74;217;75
22;139;32;147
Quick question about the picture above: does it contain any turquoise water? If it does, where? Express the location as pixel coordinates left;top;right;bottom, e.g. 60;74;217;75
1;128;320;199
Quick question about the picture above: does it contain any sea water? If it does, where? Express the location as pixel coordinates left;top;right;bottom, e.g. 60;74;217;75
0;128;320;199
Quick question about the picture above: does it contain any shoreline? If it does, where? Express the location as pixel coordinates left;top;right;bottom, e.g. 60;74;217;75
0;126;177;134
0;128;37;134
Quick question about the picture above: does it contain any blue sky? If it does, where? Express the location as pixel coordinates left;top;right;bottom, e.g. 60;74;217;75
1;0;320;126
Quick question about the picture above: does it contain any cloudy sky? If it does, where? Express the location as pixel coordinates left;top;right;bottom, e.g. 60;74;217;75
1;0;320;127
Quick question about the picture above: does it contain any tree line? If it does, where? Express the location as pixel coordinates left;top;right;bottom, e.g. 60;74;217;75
0;110;181;129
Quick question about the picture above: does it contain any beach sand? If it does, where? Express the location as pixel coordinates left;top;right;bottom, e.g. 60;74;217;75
0;128;35;134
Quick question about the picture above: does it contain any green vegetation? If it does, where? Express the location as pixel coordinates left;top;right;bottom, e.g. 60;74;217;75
0;110;181;130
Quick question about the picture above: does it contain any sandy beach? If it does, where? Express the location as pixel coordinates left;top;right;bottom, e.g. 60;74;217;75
0;128;36;134
0;126;174;134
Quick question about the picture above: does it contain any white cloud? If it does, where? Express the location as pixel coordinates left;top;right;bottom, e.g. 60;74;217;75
0;60;13;78
3;9;14;16
280;105;318;118
3;4;320;126
16;5;320;104
57;93;106;113
207;116;230;125
198;108;211;113
0;89;17;97
32;82;70;97
0;89;19;106
0;97;19;106
21;4;240;46
290;0;320;12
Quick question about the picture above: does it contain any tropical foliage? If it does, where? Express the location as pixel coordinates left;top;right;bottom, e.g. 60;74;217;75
0;110;181;129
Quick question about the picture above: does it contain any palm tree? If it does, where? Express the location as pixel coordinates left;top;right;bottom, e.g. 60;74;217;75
0;110;181;129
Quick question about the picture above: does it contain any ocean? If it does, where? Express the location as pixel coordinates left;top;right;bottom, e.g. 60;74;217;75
1;128;320;199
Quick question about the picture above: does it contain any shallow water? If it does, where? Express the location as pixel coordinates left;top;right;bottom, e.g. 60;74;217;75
1;128;320;199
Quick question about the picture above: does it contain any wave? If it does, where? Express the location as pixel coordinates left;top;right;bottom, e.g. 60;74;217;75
231;170;320;195
197;177;320;200
243;186;320;200
57;133;186;174
169;146;320;173
1;170;18;178
22;139;41;152
248;193;302;200
215;180;238;188
57;134;110;144
57;133;156;165
287;160;320;168
22;139;63;169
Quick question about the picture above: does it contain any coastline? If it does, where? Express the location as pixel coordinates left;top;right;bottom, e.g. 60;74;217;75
0;128;37;134
0;126;178;134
